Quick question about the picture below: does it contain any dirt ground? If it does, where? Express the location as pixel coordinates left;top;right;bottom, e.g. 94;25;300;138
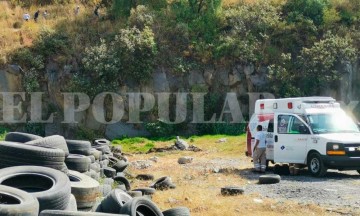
120;136;360;216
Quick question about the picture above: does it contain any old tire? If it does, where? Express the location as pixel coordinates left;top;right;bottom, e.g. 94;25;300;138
40;210;129;215
93;139;110;146
65;154;91;173
0;185;39;216
103;167;116;178
221;186;244;196
108;156;129;172
162;207;190;216
136;174;154;181
68;170;100;209
90;148;102;160
113;176;131;191
93;145;111;154
150;177;174;190
258;174;281;184
0;141;67;172
132;188;156;196
99;189;132;213
26;135;69;157
0;166;71;212
65;194;77;211
5;132;42;143
87;155;96;163
127;191;142;198
99;185;112;197
66;140;91;156
119;197;163;216
307;152;327;177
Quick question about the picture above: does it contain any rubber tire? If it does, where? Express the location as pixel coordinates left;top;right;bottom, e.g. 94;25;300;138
40;210;129;215
357;170;360;175
108;156;128;172
90;163;101;172
26;135;69;157
93;139;110;146
150;177;174;190
0;166;71;212
87;155;96;163
5;132;42;143
103;178;114;185
103;167;116;178
0;185;39;216
66;140;91;156
307;152;327;177
0;141;67;173
68;170;100;209
132;188;156;196
127;191;142;198
90;148;102;160
99;189;132;213
258;174;281;184
65;154;91;173
99;185;112;197
65;194;77;211
162;207;190;216
221;186;244;196
119;197;163;216
93;145;111;154
113;176;131;191
136;174;155;181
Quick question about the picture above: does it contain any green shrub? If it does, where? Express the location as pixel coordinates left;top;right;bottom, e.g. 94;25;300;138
145;121;176;137
129;5;154;30
81;26;157;95
298;34;356;95
283;0;327;26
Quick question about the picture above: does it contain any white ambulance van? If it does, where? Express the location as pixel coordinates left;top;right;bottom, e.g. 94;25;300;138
246;97;360;177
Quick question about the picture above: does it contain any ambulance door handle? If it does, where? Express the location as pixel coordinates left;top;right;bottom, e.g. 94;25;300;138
275;135;278;142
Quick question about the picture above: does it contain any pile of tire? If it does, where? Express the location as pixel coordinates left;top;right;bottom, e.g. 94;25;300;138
0;132;190;216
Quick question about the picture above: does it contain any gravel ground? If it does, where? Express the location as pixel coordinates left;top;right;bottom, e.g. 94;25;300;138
242;168;360;211
188;156;360;214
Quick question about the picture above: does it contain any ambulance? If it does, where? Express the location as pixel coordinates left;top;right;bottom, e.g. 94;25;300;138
246;97;360;177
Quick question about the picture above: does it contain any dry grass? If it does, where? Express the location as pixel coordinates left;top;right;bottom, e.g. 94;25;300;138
122;135;338;216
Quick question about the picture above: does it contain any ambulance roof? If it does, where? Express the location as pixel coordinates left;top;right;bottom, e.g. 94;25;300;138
254;97;338;114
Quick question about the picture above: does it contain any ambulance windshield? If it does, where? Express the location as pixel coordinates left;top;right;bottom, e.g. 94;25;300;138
307;113;359;134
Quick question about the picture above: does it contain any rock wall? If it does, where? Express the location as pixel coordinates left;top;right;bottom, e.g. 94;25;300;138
1;60;359;138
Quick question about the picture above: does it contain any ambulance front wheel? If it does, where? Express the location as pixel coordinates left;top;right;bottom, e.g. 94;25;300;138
307;153;327;177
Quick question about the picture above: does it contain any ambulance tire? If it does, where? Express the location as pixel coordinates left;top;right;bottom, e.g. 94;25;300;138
307;153;327;177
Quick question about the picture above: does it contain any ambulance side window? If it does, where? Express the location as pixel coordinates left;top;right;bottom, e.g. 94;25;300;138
277;115;290;134
267;119;274;132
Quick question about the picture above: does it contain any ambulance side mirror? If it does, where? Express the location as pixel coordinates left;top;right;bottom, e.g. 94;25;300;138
299;125;310;134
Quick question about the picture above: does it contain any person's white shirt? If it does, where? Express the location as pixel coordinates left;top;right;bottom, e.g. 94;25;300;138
255;131;266;148
23;13;30;20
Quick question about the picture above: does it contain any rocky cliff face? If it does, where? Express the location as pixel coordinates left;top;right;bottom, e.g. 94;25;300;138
1;60;359;138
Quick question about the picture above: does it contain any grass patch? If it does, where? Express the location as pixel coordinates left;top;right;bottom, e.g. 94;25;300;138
112;134;246;155
112;137;155;153
0;126;8;141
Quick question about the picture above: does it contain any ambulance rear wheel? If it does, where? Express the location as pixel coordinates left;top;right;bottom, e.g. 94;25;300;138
307;153;327;177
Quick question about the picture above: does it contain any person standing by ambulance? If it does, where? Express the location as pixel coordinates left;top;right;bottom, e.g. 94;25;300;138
253;125;266;173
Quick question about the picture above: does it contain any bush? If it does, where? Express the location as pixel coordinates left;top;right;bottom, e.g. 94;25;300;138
283;0;327;26
129;5;154;30
215;1;281;64
298;34;356;95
